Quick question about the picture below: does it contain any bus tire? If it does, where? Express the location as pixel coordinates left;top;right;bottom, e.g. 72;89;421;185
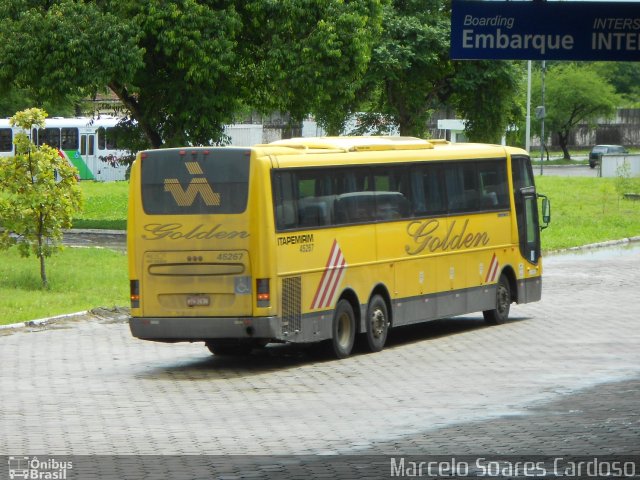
483;273;511;325
365;295;389;352
330;299;356;359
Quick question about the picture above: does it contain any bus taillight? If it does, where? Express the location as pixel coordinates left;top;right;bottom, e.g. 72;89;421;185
256;278;270;308
130;280;140;308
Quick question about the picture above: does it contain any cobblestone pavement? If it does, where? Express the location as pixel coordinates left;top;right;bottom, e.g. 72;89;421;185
1;245;639;477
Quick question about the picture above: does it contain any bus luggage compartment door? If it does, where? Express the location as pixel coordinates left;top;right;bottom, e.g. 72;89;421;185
141;250;252;317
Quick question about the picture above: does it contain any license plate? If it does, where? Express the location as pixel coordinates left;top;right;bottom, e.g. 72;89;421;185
186;295;210;307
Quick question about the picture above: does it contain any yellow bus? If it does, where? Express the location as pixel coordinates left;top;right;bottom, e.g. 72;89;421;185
128;136;550;358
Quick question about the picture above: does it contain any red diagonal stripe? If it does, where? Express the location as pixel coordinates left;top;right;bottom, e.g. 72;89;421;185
321;256;347;308
311;240;340;309
485;253;497;283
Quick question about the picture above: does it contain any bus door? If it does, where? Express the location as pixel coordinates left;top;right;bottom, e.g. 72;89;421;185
518;186;541;265
511;155;540;265
511;155;543;303
79;130;97;180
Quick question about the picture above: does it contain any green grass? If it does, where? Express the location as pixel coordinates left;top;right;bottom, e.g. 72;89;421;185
1;176;639;325
0;247;128;325
73;181;129;230
536;176;640;252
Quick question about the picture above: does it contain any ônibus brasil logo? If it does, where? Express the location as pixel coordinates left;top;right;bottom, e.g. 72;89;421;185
7;456;73;480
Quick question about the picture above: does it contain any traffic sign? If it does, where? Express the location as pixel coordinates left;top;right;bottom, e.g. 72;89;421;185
451;0;640;61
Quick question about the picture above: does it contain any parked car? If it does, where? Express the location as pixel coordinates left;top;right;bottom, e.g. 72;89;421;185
589;144;628;169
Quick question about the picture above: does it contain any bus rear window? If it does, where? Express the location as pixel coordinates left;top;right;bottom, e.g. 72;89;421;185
141;148;250;215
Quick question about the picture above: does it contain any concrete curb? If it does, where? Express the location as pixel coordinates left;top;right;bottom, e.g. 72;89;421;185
0;307;130;332
63;228;126;236
547;235;640;255
0;310;89;331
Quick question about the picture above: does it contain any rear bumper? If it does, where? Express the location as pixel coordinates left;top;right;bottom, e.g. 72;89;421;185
129;316;281;343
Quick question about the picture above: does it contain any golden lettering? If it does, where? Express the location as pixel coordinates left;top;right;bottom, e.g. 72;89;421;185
405;219;489;255
142;223;250;241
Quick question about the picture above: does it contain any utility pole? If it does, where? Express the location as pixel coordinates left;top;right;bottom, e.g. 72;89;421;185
540;60;546;176
526;61;531;153
535;0;547;175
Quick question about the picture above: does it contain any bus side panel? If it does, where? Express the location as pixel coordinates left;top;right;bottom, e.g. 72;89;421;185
376;211;514;326
517;272;543;304
274;225;384;342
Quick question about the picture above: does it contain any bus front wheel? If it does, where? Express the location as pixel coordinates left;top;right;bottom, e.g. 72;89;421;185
331;299;356;359
483;274;511;325
366;295;389;352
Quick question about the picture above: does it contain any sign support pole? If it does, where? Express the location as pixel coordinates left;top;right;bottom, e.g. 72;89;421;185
526;60;531;154
540;60;545;176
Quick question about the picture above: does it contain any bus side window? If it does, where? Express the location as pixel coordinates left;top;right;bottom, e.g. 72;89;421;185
0;128;12;152
334;168;373;224
106;127;118;150
61;128;79;150
273;172;298;230
98;127;106;150
477;160;509;209
294;171;333;227
38;128;61;148
373;167;411;220
411;164;445;216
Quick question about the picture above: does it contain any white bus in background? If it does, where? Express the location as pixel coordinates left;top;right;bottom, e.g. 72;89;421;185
0;116;130;181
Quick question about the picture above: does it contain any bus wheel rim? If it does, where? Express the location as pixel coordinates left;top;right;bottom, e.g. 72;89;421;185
370;309;385;338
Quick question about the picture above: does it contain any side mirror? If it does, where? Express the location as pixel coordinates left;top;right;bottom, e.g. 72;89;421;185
538;194;551;229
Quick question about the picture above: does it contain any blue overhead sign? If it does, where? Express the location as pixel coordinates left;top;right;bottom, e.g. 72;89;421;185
451;0;640;61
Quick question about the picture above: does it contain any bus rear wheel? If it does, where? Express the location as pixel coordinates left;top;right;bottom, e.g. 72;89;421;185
330;299;356;359
365;295;389;352
483;273;511;325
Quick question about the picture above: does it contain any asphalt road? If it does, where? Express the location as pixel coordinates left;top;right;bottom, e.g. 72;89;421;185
1;243;639;479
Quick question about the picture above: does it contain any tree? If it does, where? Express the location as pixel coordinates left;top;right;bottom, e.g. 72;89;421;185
0;108;83;288
593;62;640;106
532;63;619;159
352;0;522;142
236;0;384;135
0;0;382;149
0;84;80;118
452;60;525;143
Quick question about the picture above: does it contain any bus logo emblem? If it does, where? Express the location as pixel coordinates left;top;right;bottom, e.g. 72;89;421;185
311;240;347;310
164;162;221;207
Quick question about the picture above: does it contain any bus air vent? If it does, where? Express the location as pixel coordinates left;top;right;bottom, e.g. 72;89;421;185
282;276;302;335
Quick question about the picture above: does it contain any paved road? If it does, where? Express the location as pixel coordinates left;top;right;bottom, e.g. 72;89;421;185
1;244;639;478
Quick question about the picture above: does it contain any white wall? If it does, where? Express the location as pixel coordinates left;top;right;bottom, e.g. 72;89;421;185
601;154;640;178
224;124;264;146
